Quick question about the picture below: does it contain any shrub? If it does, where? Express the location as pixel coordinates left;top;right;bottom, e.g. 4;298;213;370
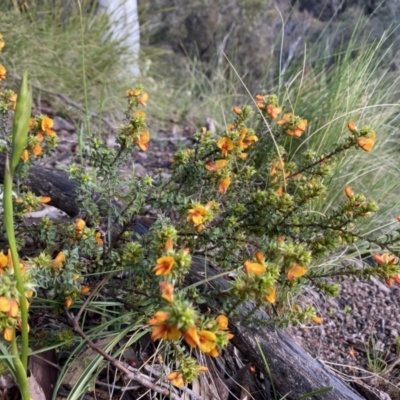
1;30;400;395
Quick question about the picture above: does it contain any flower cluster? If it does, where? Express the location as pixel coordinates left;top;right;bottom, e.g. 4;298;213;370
119;87;150;151
148;283;233;386
0;252;34;341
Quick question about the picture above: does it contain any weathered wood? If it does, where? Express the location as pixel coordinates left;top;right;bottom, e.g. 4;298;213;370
0;154;366;399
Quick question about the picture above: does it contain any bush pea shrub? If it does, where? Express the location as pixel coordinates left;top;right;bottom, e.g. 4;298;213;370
1;32;400;392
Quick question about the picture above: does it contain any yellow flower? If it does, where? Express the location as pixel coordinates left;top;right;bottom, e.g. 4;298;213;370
53;251;66;270
344;186;353;198
219;176;231;194
198;330;217;353
160;282;174;303
264;287;276;304
138;92;148;106
184;326;200;347
373;253;397;265
266;104;282;119
0;253;7;268
237;127;258;150
95;232;103;245
357;131;376;152
0;297;18;317
216;315;229;330
126;88;141;97
167;371;185;387
41;116;56;136
133;110;146;118
287;265;307;281
347;121;358;134
0;34;4;51
137;130;150;151
313;316;323;324
205;159;228;171
149;311;181;341
154;256;175;276
187;205;207;226
0;65;6;81
233;105;242;115
80;286;90;294
32;144;43;156
217;137;234;157
244;261;266;275
75;218;86;236
21;149;29;162
3;327;13;342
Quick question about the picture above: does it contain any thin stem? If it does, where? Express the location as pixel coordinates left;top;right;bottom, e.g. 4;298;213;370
10;333;30;400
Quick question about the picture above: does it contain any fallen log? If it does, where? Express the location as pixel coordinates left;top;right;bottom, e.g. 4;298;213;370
0;154;365;399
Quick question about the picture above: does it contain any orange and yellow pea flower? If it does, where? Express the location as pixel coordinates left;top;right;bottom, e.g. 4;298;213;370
137;130;150;151
264;287;276;304
0;65;6;81
160;282;174;303
216;315;229;330
0;297;19;317
205;159;228;172
357;131;376;152
41;116;56;137
53;251;66;271
219;176;231;195
266;104;282;119
148;311;181;341
154;256;175;276
187;204;209;230
217;137;234;157
167;371;185;387
244;261;266;275
345;186;353;199
287;265;307;281
233;105;242;115
75;218;86;237
197;330;217;353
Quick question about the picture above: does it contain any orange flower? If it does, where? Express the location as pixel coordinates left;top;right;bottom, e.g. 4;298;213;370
154;256;175;276
217;137;234;157
40;196;51;204
75;218;86;236
21;149;29;162
137;130;150;151
0;34;4;51
198;330;217;353
65;297;73;308
167;371;185;387
347;121;358;134
41;116;56;136
344;186;353;198
313;316;323;324
160;282;174;303
278;113;307;137
53;251;66;270
187;205;207;226
138;92;148;106
244;261;266;275
233;105;242;115
32;144;43;156
357;131;376;152
0;65;6;80
216;315;229;330
255;251;265;263
287;265;307;281
373;253;397;265
237;127;258;150
95;232;103;245
0;297;18;317
255;94;264;108
3;327;13;342
36;133;44;142
0;253;7;268
149;311;181;341
205;159;228;171
205;347;220;357
80;286;90;294
133;110;146;118
219;176;231;194
184;326;200;347
266;104;282;119
126;88;141;97
264;287;276;304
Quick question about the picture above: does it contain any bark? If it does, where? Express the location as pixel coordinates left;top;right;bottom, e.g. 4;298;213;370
0;154;365;399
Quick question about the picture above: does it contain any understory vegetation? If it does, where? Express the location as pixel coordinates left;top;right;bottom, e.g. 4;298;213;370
0;1;400;399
